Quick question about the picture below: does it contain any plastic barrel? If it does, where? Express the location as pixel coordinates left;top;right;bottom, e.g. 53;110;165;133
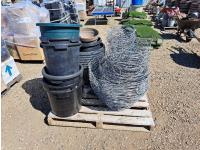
43;79;82;117
36;23;81;40
40;39;81;76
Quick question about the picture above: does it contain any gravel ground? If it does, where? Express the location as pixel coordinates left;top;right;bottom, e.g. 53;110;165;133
2;17;200;150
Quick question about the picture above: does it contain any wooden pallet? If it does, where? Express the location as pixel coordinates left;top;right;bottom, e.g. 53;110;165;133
47;94;155;132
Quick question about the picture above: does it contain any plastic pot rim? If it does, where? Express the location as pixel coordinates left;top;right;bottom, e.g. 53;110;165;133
42;65;83;81
36;23;82;28
43;79;83;93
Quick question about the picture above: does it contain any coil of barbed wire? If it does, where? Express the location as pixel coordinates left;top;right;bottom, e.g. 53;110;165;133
89;25;151;110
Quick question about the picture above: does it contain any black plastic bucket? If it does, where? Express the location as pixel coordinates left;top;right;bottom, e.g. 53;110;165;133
40;39;81;76
80;44;102;52
80;43;105;68
42;65;83;87
43;79;82;117
43;1;65;22
80;43;105;86
81;37;102;49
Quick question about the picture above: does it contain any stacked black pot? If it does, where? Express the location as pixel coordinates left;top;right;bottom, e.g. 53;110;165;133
43;0;68;23
80;29;105;97
40;36;83;118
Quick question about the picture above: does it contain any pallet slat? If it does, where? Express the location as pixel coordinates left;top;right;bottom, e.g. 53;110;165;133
82;99;149;108
49;112;154;126
80;106;152;117
48;118;149;132
48;118;150;132
82;94;149;108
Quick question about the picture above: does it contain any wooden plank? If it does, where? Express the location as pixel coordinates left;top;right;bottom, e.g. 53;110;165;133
82;94;149;108
82;98;104;106
82;99;149;108
80;106;152;117
96;113;103;128
83;92;148;102
102;124;150;132
48;118;150;132
48;117;96;128
49;112;154;126
132;102;149;108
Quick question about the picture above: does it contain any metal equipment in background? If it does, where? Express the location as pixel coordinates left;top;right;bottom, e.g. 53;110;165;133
91;0;114;25
176;12;200;42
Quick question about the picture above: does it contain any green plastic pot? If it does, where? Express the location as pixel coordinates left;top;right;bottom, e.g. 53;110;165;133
36;23;81;40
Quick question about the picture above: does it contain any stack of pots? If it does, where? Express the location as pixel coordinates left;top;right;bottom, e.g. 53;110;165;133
80;28;105;96
37;23;83;117
43;0;70;23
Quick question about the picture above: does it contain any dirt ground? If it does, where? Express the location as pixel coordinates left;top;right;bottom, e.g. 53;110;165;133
2;17;200;150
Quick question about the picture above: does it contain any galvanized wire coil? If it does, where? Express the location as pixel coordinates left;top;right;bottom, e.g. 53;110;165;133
89;26;151;110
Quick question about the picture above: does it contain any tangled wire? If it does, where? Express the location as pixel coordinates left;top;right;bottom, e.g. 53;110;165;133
89;26;151;110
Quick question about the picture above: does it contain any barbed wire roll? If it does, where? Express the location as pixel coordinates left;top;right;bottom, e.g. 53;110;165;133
89;26;151;111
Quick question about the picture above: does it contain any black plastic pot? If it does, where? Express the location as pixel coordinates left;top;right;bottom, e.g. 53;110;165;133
43;79;82;117
80;52;105;68
81;37;102;49
80;43;105;68
42;65;83;87
80;43;105;86
43;1;65;22
40;39;81;76
80;43;102;52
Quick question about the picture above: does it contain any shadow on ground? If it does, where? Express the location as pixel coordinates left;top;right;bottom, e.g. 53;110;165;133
160;33;183;42
170;46;200;69
85;18;108;25
22;78;51;115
